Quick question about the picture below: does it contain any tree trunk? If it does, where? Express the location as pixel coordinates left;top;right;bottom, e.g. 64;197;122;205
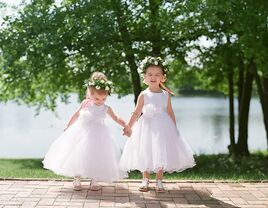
112;0;141;103
254;68;268;149
263;76;268;149
227;67;236;154
236;65;254;156
149;0;161;56
238;59;244;114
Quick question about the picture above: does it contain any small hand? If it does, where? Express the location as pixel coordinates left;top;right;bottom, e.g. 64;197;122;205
123;130;132;137
123;126;132;137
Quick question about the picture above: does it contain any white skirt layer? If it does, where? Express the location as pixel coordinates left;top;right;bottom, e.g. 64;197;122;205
43;117;126;182
120;113;196;173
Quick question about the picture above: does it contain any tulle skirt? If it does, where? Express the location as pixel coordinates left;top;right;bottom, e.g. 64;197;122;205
120;112;196;173
43;117;126;182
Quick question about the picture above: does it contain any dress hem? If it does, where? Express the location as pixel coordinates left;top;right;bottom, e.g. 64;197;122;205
120;163;196;174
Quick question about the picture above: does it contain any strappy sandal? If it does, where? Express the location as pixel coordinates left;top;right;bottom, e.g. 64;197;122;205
156;180;165;193
89;179;101;191
138;179;149;192
73;177;82;191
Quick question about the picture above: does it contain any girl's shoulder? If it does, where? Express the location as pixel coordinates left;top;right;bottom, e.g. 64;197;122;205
100;104;110;113
137;90;148;100
80;99;92;109
162;89;169;96
104;104;110;110
140;89;150;95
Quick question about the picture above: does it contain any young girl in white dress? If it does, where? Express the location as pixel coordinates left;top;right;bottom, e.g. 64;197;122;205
43;72;127;191
120;57;196;193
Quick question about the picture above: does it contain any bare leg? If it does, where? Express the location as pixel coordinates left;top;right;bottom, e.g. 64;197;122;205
156;169;163;180
156;169;165;193
143;171;150;180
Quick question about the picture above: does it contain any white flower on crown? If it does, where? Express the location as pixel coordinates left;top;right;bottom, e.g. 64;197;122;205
137;56;168;75
137;66;143;74
86;78;114;94
144;56;149;62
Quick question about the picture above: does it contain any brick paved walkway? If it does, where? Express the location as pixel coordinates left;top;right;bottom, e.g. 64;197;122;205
0;180;267;208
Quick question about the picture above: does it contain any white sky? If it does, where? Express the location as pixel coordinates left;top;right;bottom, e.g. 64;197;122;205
0;0;24;24
1;0;21;5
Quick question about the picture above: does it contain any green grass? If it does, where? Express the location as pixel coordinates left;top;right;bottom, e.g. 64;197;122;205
129;151;268;180
0;152;267;180
0;159;66;179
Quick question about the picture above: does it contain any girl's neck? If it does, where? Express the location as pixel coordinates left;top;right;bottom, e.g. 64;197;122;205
148;86;162;93
93;103;104;106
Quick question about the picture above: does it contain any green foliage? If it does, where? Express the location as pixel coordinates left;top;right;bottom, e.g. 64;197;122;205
182;0;268;94
0;0;134;110
0;0;214;111
0;0;268;111
168;60;201;94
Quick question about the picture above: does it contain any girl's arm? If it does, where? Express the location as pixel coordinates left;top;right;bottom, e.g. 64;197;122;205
122;94;144;137
167;94;176;125
64;99;89;130
107;107;127;127
64;111;80;131
127;93;144;128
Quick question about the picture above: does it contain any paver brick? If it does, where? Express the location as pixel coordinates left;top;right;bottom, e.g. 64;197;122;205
0;180;267;208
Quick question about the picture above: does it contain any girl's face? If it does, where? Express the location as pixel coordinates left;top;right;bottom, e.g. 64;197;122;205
144;66;165;87
91;92;107;106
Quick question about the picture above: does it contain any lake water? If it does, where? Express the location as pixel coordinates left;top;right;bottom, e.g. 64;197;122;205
0;94;266;158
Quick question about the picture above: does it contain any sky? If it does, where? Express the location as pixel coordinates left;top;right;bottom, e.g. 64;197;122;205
0;0;24;25
0;0;60;21
1;0;21;5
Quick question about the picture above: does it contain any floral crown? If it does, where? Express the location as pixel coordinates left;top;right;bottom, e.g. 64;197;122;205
137;56;168;75
87;79;113;95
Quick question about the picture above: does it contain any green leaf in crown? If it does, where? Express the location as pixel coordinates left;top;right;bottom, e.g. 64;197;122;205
86;79;114;95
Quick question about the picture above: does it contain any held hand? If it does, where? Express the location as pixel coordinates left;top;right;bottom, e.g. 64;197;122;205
123;126;132;137
124;130;132;137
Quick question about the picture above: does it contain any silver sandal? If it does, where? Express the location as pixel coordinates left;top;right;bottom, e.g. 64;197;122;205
138;179;149;192
89;179;101;191
73;177;82;191
156;180;165;193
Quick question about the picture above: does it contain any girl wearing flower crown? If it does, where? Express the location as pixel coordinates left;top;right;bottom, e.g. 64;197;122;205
43;72;127;191
120;57;196;193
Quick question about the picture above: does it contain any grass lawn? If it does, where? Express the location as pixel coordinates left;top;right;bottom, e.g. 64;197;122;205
0;152;267;180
